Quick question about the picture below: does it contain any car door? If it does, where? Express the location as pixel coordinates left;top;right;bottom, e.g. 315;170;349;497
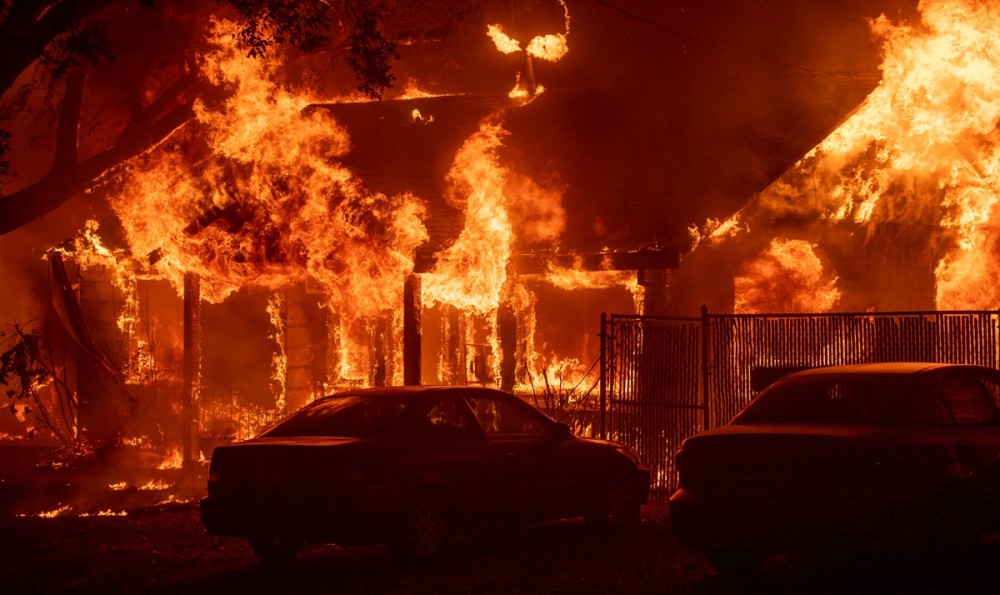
395;394;506;519
463;392;578;522
934;369;1000;534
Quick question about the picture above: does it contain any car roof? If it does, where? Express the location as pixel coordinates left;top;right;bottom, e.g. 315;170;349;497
318;385;506;400
785;362;992;379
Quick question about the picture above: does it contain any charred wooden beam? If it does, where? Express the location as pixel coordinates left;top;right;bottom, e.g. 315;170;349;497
413;246;680;275
147;200;244;265
403;274;422;386
182;273;201;465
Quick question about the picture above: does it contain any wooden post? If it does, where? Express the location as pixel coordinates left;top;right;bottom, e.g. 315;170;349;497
701;304;711;430
183;273;201;463
403;275;422;385
498;302;517;393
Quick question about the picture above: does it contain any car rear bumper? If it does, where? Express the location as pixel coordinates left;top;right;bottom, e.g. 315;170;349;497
638;468;652;504
669;487;926;552
669;488;783;550
200;496;252;536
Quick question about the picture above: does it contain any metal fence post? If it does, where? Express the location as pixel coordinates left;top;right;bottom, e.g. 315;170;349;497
701;304;712;430
599;312;607;440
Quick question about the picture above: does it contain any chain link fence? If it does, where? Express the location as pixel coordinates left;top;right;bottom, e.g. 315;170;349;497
601;309;1000;501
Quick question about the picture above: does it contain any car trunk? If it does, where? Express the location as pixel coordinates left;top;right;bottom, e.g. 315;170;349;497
205;437;395;538
674;424;950;545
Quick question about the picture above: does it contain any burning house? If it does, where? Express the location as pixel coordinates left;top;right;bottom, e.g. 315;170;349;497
0;0;944;507
669;0;1000;316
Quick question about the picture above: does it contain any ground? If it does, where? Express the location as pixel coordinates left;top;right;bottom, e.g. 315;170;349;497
5;500;1000;594
3;445;1000;594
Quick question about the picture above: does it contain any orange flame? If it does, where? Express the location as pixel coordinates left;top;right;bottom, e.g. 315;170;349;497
61;5;638;438
734;239;841;314
698;0;1000;312
423;119;512;314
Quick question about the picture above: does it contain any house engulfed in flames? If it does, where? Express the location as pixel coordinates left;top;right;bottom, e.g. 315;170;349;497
670;0;1000;318
3;0;945;473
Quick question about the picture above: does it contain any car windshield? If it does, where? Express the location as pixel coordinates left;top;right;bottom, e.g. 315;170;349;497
260;396;407;438
732;374;913;425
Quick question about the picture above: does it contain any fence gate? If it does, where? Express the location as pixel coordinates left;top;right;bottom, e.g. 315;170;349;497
600;313;705;501
601;309;1000;501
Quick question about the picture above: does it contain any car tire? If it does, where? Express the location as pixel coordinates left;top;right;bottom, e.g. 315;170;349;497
586;469;641;528
248;534;304;562
390;496;447;562
704;548;765;581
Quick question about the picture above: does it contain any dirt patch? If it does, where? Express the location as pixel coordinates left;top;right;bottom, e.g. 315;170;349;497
1;502;715;594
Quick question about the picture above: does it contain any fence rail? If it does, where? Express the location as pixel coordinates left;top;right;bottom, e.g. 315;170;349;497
600;308;1000;501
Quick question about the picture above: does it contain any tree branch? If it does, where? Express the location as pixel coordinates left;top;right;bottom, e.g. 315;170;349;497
0;0;117;92
53;64;88;170
0;100;196;235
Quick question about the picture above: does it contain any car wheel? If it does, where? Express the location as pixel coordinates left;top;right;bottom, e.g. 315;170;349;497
704;548;765;581
391;496;447;562
586;469;641;527
248;534;304;562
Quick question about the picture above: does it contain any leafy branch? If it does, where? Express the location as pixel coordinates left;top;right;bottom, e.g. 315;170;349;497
0;322;79;447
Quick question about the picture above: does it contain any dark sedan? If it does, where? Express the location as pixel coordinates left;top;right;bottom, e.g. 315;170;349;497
201;385;649;561
669;362;1000;577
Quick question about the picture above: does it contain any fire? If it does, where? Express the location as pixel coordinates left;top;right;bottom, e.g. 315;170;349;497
487;25;569;63
489;0;571;102
487;25;522;55
525;34;569;62
423;120;512;315
692;0;1000;313
40;0;645;462
689;215;747;248
157;446;184;470
102;17;429;398
266;293;288;414
138;479;173;491
33;505;72;518
734;239;842;314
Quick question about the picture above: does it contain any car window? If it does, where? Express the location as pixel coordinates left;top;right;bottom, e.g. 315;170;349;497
409;396;482;443
976;371;1000;410
732;375;910;425
466;396;547;436
939;375;997;426
261;396;406;438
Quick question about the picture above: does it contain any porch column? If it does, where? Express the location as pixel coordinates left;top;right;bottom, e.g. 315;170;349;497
403;274;422;385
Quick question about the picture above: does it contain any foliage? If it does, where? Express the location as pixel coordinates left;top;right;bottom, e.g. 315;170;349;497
0;322;79;447
345;1;398;99
224;0;335;56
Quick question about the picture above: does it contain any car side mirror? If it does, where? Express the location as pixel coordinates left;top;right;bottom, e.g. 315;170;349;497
551;421;572;441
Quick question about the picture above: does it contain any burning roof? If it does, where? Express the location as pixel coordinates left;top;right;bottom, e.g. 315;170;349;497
670;0;1000;315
